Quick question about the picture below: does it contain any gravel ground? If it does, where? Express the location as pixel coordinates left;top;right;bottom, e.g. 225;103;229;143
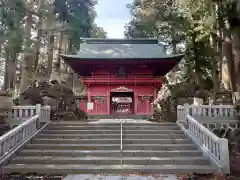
63;174;178;180
0;173;178;180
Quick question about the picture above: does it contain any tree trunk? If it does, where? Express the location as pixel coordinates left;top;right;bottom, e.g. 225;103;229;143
46;32;54;78
211;4;220;99
231;27;240;92
63;34;69;54
19;11;33;93
3;47;16;91
64;37;71;72
191;33;201;87
4;51;16;90
34;19;42;72
171;26;177;55
56;32;64;73
218;36;223;84
212;58;218;101
172;41;177;55
9;51;17;89
62;34;69;71
222;32;236;92
216;0;234;92
3;48;10;90
211;35;220;101
45;4;56;79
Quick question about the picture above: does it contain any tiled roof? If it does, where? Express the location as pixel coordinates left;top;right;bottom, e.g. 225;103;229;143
61;38;183;59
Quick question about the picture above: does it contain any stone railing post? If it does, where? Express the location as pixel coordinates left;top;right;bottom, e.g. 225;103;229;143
219;138;230;173
36;104;41;115
41;106;51;122
36;104;41;128
184;104;190;120
179;114;230;173
177;105;185;122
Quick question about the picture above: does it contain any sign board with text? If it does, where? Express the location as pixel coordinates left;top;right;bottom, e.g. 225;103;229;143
87;103;94;111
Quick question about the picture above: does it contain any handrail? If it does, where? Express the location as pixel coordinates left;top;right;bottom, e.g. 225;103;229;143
40;106;51;122
120;118;123;166
177;104;237;123
10;105;37;121
178;115;230;173
0;104;51;165
186;115;220;141
8;105;51;126
0;115;40;162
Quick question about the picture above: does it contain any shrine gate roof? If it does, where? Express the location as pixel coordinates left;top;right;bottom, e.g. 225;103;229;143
61;38;183;60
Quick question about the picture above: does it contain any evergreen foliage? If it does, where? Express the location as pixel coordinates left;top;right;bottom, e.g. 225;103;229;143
124;0;240;95
0;0;107;91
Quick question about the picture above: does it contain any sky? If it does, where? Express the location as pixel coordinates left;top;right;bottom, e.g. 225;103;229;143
95;0;133;38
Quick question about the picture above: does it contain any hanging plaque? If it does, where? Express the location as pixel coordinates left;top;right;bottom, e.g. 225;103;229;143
87;102;94;110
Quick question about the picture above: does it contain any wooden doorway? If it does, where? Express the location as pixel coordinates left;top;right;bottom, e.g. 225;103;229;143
110;92;134;116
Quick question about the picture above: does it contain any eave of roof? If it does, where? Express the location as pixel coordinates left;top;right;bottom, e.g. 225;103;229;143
60;54;184;60
61;38;184;60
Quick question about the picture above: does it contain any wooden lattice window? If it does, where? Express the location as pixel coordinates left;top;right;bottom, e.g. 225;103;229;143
91;96;107;104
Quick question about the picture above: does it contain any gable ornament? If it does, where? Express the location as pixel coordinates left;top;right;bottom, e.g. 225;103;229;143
111;86;133;92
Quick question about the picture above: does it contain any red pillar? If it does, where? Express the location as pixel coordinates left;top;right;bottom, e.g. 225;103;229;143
86;86;92;114
107;92;110;115
87;86;91;102
146;99;150;114
134;93;138;114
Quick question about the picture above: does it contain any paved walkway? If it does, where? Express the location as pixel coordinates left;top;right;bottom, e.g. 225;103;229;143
64;174;178;180
88;119;154;124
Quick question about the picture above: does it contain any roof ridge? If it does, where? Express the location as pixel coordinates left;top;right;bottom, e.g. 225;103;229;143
80;38;159;44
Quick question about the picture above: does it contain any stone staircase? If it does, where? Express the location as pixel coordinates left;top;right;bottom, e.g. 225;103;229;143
2;121;216;174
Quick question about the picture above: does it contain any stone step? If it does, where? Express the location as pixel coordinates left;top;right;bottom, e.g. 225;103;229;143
50;122;175;126
41;130;184;134
36;133;187;139
32;138;191;144
25;144;197;151
18;149;203;157
2;164;216;174
11;156;209;165
64;174;178;180
47;126;180;130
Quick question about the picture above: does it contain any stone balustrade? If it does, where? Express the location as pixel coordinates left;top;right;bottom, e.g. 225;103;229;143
177;104;239;137
177;104;238;123
10;105;38;121
7;105;51;126
0;105;51;164
0;115;39;163
40;106;51;122
178;115;230;173
177;104;237;173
